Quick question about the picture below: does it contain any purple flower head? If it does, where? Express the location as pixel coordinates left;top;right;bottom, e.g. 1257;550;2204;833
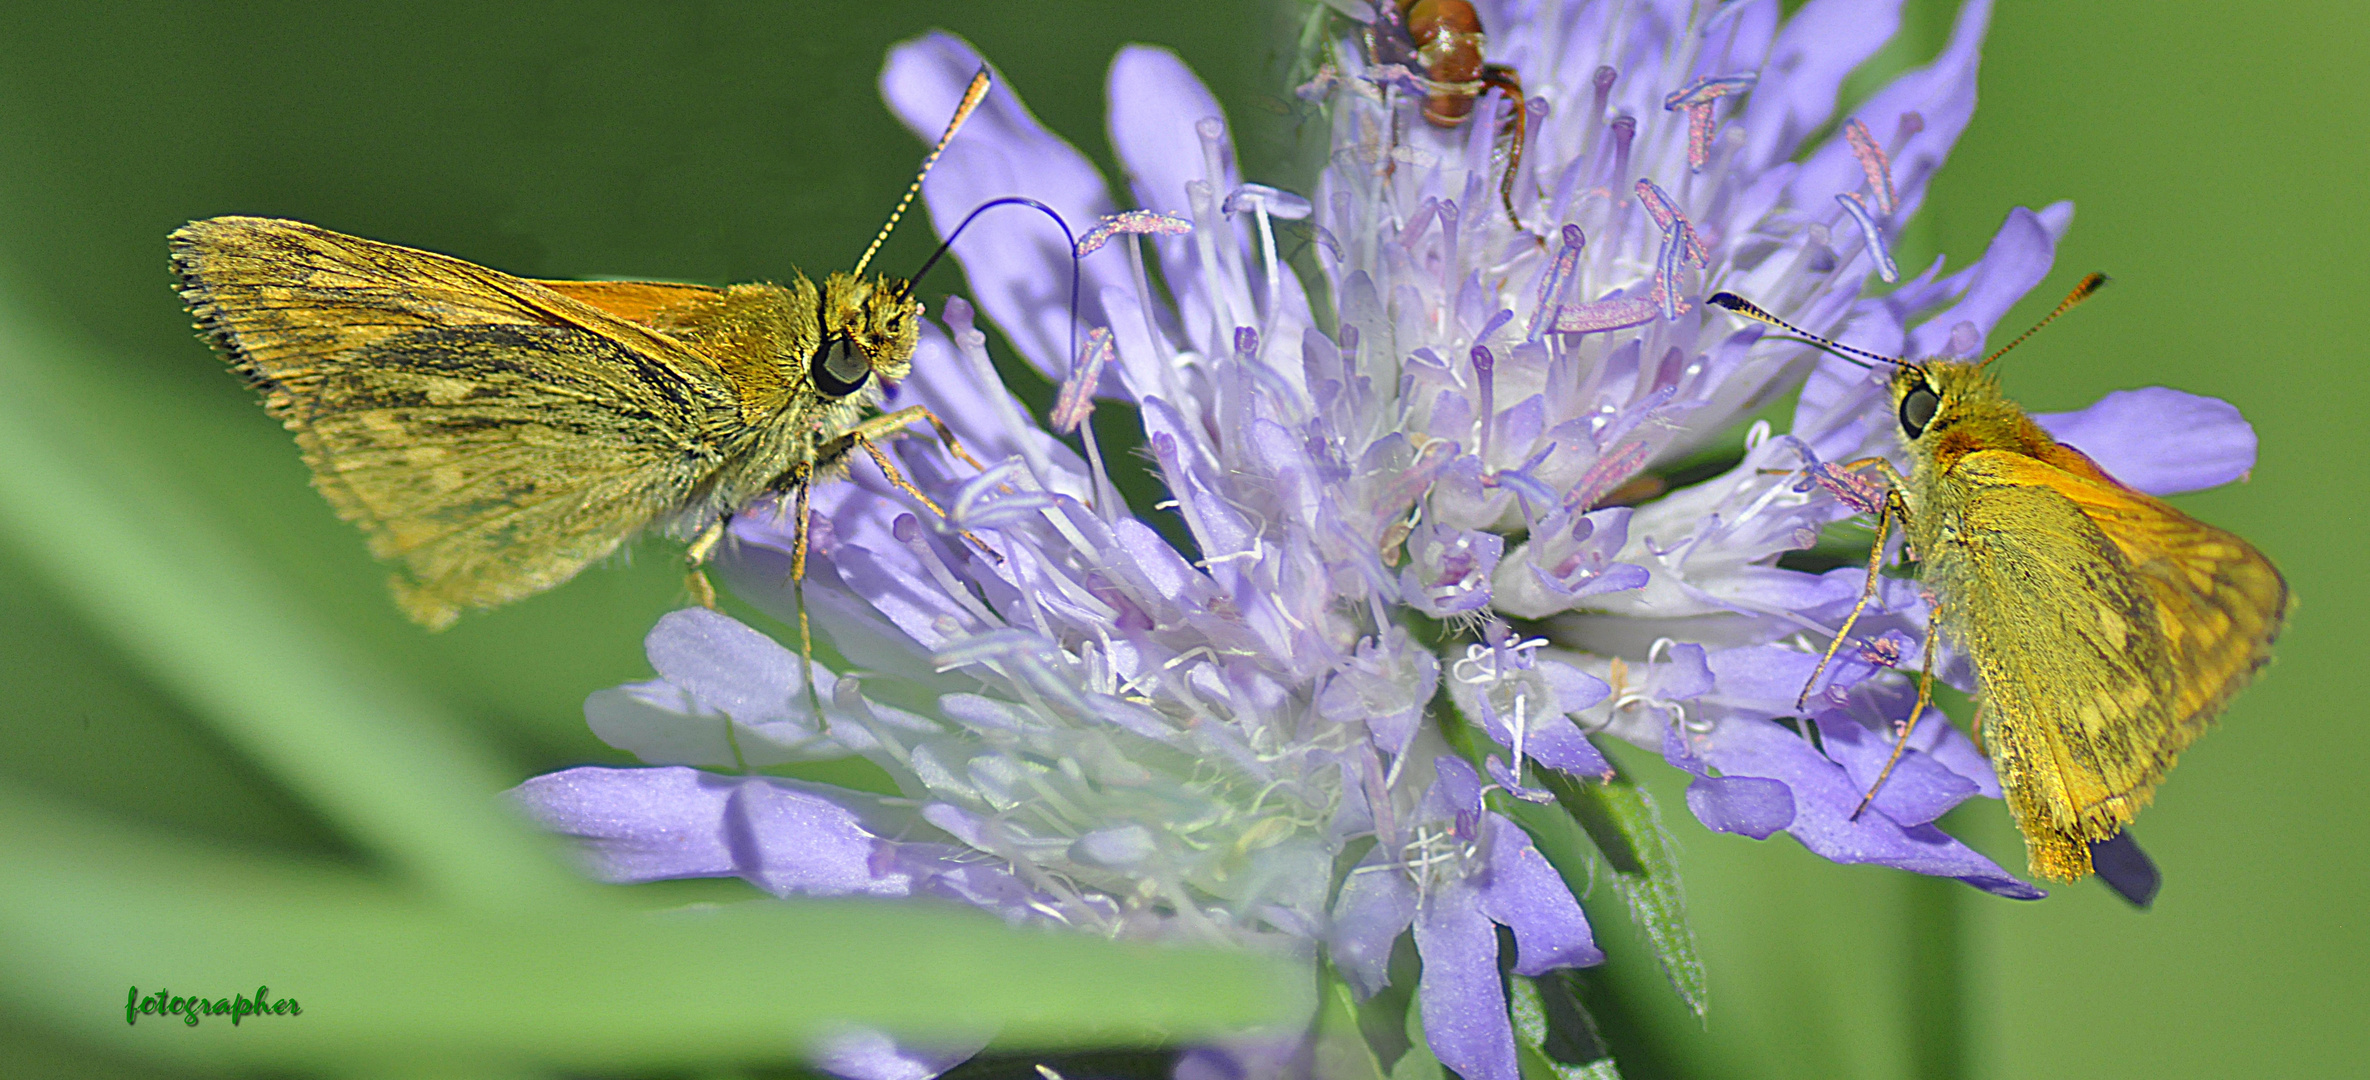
1309;0;2267;910
510;2;2274;1077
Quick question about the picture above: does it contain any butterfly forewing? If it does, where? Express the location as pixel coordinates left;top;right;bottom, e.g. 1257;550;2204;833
1933;444;2287;880
2017;443;2291;736
171;217;742;628
533;279;730;328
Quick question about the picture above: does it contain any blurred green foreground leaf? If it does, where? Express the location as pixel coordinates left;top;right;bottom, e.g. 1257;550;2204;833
1;780;1299;1073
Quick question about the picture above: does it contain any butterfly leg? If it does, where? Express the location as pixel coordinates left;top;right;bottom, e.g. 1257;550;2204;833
683;515;730;611
785;469;826;724
1850;605;1941;819
852;436;996;558
837;407;999;561
844;404;990;473
1796;457;1915;704
1797;485;1905;709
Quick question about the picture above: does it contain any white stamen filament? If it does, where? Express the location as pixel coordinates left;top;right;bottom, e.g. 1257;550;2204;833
1254;201;1280;339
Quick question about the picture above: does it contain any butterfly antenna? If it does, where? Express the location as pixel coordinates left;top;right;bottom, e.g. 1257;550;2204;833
853;65;994;279
1707;292;1909;371
1976;272;2109;369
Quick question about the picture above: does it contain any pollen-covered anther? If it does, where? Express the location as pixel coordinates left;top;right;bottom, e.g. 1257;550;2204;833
1843;118;1898;215
1524;223;1586;339
1074;209;1192;257
1050;326;1114;434
1798;458;1888;516
1662;73;1757;171
1552;297;1659;336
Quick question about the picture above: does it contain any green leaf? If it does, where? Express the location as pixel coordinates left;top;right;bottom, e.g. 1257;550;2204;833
1315;972;1391;1080
1536;770;1708;1020
0;301;574;910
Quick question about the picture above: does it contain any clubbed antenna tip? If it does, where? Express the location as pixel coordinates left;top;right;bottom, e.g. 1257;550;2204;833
854;65;994;280
1708;291;1908;371
1977;272;2109;369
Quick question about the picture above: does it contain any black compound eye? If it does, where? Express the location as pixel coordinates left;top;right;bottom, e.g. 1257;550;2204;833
811;334;872;397
1899;383;1940;438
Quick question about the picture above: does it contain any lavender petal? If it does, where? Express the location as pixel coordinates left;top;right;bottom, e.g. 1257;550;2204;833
1330;855;1419;998
1414;879;1518;1080
1475;815;1604;973
1741;0;1908;171
2035;387;2258;495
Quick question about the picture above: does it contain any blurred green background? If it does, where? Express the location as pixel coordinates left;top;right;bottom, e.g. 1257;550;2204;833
0;1;2360;1077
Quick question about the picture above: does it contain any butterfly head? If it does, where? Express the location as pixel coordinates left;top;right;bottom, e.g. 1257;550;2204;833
1889;271;2109;449
807;66;987;402
1889;360;1997;442
813;270;921;398
1890;359;2061;474
1710;274;2109;454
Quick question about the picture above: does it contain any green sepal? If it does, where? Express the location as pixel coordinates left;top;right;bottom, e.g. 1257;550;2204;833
1316;967;1392;1080
1510;973;1624;1080
1390;993;1447;1080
